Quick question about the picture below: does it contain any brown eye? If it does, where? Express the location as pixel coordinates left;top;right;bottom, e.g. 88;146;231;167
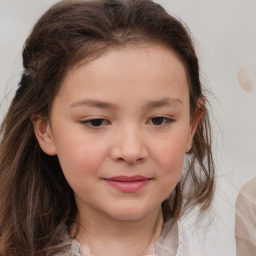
151;117;165;125
90;119;105;127
81;118;109;127
149;117;174;126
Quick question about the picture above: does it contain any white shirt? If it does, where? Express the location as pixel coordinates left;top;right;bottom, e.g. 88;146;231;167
58;219;210;256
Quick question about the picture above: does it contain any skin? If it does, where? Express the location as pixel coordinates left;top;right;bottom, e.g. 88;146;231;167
33;44;202;256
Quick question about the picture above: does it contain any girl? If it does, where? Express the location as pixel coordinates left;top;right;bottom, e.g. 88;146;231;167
0;0;215;255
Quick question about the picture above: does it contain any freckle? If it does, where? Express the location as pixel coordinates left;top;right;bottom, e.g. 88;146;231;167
237;68;254;93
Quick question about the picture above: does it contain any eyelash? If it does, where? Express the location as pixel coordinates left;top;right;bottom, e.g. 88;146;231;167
80;116;174;128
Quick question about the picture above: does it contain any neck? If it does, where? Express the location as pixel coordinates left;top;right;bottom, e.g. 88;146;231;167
71;207;163;256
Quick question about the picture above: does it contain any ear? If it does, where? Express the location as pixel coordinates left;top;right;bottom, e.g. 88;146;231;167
31;114;57;156
185;98;205;153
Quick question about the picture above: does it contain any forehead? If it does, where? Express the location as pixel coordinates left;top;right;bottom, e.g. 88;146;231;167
56;44;189;107
66;43;187;80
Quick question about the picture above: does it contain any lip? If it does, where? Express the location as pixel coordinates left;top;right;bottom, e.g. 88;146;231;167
103;175;152;192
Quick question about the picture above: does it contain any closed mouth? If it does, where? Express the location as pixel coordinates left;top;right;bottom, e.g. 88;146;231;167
103;175;152;182
102;175;152;192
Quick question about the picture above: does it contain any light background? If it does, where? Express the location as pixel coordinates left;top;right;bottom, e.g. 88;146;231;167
1;0;255;255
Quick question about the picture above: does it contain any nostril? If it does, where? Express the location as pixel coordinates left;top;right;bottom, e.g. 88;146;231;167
127;157;145;165
136;157;145;163
115;156;145;165
116;157;124;162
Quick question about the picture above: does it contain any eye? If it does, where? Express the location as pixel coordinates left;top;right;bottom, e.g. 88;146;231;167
149;116;174;126
81;118;110;127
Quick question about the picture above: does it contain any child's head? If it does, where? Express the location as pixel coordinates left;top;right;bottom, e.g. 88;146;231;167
0;0;214;254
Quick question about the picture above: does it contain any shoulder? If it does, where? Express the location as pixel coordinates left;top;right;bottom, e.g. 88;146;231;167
176;220;210;256
156;218;211;256
240;177;256;195
235;177;256;256
236;177;256;207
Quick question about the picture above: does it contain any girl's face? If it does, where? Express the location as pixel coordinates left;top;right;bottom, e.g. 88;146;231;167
34;44;200;221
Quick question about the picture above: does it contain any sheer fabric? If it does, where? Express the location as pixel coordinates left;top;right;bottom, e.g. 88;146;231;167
235;177;256;256
57;219;209;256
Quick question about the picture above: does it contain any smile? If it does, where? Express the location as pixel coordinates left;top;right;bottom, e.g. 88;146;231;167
102;175;152;192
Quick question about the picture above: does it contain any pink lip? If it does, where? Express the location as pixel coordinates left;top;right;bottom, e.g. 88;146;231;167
103;175;152;192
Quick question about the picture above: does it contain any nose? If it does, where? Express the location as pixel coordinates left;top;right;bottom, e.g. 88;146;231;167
110;125;148;165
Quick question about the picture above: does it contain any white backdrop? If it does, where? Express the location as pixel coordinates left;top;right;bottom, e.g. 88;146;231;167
1;0;256;255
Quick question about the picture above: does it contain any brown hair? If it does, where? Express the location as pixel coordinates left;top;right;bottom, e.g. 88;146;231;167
0;0;214;255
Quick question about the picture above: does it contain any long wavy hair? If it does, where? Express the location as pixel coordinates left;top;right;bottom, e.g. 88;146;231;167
0;0;214;255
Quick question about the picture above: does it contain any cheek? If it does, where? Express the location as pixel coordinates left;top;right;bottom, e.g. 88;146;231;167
153;138;187;200
154;136;187;174
147;138;186;205
54;138;106;188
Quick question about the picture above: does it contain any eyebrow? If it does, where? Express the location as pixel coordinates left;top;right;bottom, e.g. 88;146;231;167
70;97;183;110
143;97;183;110
71;99;117;109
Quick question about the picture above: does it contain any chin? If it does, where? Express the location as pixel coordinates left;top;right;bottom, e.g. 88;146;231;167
106;206;152;221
